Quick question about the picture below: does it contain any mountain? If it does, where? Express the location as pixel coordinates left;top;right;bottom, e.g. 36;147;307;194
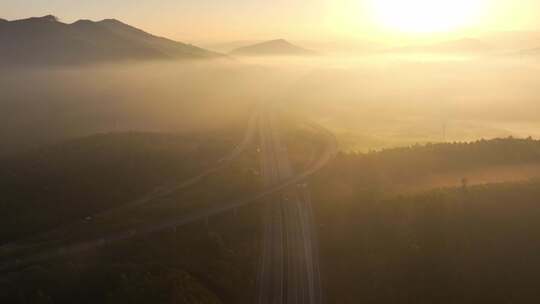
0;15;222;66
386;38;493;54
202;40;263;53
480;31;540;51
229;39;315;56
518;47;540;57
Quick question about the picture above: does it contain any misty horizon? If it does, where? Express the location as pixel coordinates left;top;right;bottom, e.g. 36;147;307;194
3;3;540;304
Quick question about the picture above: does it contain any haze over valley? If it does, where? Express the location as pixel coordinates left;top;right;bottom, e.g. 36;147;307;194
2;16;540;154
3;2;540;303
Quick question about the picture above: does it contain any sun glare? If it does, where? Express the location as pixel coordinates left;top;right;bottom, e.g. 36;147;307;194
369;0;485;33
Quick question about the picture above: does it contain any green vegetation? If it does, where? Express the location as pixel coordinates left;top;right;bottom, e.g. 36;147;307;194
0;128;261;304
2;133;540;303
313;181;540;303
318;137;540;196
0;205;261;304
311;137;540;303
0;130;244;242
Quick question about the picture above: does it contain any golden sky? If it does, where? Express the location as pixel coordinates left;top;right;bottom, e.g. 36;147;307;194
3;0;540;42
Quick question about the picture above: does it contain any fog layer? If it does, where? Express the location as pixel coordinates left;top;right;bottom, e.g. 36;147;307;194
2;54;539;155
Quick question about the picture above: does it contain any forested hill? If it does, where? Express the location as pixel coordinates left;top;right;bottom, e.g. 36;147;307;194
0;15;222;66
324;137;540;186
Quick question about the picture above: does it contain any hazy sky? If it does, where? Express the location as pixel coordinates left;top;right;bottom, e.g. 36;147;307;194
3;0;540;43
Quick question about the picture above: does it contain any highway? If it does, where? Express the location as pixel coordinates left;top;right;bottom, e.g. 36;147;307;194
0;106;338;304
257;109;324;304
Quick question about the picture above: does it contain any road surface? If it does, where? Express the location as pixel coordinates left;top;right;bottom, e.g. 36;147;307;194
257;108;324;304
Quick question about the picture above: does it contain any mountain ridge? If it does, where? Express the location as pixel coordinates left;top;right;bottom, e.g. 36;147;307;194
385;38;493;54
230;39;315;56
0;15;222;66
518;47;540;56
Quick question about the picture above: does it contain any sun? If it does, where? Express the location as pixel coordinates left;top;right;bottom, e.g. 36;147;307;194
369;0;485;33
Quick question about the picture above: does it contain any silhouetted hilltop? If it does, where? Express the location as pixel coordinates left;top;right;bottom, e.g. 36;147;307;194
518;47;540;57
203;40;262;53
0;15;222;66
230;39;315;56
480;31;540;51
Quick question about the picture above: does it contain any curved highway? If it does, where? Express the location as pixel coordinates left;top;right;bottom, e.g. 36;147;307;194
0;111;259;257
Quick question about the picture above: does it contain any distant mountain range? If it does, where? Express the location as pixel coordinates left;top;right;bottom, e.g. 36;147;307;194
202;40;262;53
0;15;222;66
518;48;540;57
385;38;493;54
3;15;537;65
229;39;315;56
481;31;540;51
